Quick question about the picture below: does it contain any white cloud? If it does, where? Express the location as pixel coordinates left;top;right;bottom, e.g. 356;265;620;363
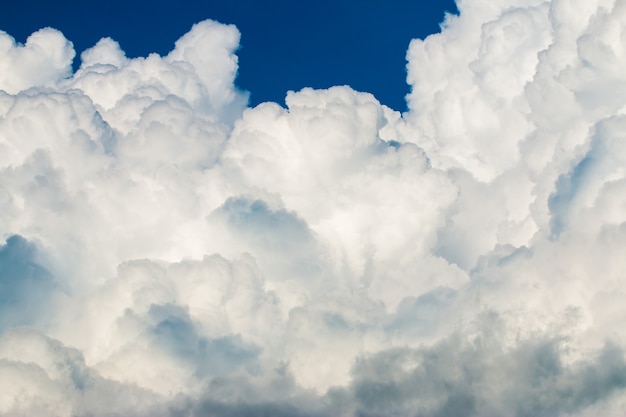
0;28;74;94
1;0;626;414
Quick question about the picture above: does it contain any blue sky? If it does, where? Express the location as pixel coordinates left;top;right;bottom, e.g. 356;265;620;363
0;0;457;110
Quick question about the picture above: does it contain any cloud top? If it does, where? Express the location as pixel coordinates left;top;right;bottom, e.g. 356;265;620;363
0;28;75;94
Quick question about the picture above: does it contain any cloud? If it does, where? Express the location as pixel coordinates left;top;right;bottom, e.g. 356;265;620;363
0;235;56;331
351;321;626;417
1;0;626;415
0;328;162;417
0;28;74;94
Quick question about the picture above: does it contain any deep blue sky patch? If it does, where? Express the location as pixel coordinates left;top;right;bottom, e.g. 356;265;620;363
0;0;458;110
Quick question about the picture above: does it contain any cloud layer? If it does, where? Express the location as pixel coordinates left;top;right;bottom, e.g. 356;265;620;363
1;0;626;415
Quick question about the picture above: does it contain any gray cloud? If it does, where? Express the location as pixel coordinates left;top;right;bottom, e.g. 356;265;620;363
352;323;626;417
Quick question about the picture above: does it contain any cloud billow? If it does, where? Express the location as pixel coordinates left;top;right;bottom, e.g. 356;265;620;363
1;0;626;415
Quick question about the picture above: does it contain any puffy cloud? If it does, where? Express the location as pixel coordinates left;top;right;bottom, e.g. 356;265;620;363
0;328;162;417
0;28;75;94
1;0;626;415
351;325;626;417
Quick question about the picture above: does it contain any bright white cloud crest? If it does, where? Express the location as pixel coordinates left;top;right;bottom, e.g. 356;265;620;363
1;1;626;415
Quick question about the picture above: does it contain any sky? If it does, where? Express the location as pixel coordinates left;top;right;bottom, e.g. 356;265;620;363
0;0;458;110
1;0;626;416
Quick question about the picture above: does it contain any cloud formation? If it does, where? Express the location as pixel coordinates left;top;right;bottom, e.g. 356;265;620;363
1;0;626;415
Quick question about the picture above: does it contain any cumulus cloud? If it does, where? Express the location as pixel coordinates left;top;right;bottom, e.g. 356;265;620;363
351;327;626;417
0;28;74;94
1;0;626;415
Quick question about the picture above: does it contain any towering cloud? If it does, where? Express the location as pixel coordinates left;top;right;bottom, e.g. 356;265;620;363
1;0;626;415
